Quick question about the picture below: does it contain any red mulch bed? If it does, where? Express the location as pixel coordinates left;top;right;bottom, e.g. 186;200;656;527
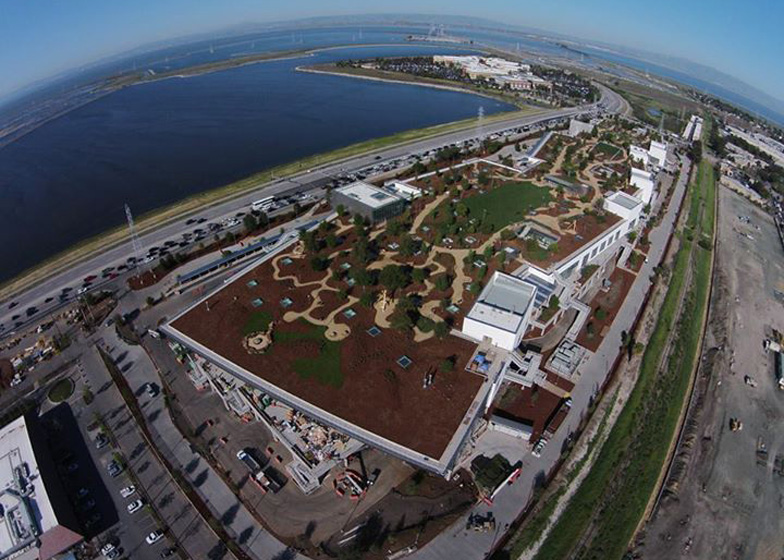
546;371;575;393
627;250;645;273
172;259;483;460
575;267;636;352
493;384;563;442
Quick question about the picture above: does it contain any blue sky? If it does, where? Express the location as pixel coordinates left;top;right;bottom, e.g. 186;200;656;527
1;0;782;102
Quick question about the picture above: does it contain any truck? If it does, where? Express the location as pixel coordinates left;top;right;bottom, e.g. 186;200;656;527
236;448;284;493
775;351;784;390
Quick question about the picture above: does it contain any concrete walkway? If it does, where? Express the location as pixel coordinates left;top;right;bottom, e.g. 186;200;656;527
410;155;691;560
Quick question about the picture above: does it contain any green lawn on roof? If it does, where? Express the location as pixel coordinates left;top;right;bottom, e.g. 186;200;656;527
593;142;622;158
277;324;344;388
242;310;273;335
464;180;552;231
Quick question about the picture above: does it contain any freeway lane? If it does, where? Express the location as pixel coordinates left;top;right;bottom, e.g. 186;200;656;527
0;84;625;335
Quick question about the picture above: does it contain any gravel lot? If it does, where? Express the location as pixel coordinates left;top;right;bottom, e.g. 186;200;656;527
641;186;784;559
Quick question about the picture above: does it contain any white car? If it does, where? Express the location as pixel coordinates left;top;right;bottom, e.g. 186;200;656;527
127;499;144;514
120;485;135;498
146;530;164;545
100;543;115;555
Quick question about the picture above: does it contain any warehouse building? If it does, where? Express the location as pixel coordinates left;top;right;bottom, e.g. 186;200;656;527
331;181;406;223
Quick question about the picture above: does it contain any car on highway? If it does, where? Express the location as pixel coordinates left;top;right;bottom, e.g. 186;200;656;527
76;487;90;498
25;307;37;317
7;301;18;310
77;287;88;295
120;485;136;498
127;499;145;514
84;275;97;282
44;296;54;303
146;530;164;545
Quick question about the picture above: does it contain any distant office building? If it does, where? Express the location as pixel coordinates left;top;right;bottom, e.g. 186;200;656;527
0;415;83;560
331;181;406;223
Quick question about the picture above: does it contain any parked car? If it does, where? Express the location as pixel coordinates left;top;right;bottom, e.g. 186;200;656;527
95;433;109;449
127;499;145;514
107;461;123;477
120;485;136;498
146;530;164;545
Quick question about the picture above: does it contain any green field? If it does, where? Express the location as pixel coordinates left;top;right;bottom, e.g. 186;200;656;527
277;325;344;388
592;142;622;159
531;141;716;560
464;181;553;231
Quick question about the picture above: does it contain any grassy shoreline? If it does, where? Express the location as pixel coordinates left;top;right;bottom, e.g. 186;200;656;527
1;105;541;300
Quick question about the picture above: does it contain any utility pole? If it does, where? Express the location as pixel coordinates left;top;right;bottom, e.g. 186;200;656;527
125;204;144;278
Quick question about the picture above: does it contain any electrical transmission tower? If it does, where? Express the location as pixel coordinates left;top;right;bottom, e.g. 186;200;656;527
125;204;144;274
477;105;485;143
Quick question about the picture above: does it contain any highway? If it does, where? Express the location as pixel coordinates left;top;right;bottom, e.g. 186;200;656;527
0;83;626;337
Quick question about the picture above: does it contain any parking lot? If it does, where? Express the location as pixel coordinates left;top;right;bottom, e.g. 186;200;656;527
72;345;221;559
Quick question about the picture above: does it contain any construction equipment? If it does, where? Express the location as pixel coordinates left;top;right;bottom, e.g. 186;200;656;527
466;512;496;533
729;418;743;432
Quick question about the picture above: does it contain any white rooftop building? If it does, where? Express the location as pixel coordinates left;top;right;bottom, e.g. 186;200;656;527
604;191;644;222
630;168;656;204
629;145;650;166
648;140;668;169
462;272;537;351
0;416;83;560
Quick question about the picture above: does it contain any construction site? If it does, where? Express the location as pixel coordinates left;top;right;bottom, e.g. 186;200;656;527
640;185;784;559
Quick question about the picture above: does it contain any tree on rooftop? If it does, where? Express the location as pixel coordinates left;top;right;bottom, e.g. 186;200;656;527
379;265;410;292
359;290;376;308
434;320;450;339
390;310;414;331
434;274;452;292
336;204;346;217
412;267;428;284
352;268;374;287
310;255;330;271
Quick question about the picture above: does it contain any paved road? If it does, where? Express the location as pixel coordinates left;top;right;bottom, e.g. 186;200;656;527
409;154;691;560
0;85;627;334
